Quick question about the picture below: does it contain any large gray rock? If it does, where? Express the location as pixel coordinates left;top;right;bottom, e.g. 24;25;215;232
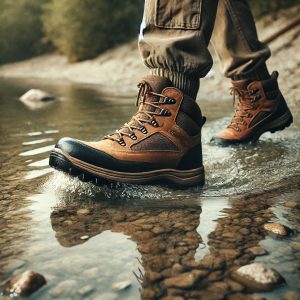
232;262;285;291
3;270;46;297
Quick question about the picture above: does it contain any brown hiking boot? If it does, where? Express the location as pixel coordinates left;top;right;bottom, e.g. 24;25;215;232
49;75;205;187
212;71;293;146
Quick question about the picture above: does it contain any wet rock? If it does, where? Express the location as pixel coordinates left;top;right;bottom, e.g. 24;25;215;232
49;279;77;297
263;223;292;238
93;292;118;300
247;246;268;256
283;291;300;300
141;287;160;299
77;208;91;216
226;279;245;292
171;263;185;275
199;254;225;270
191;269;209;280
254;217;264;224
232;263;285;291
163;272;196;289
113;212;126;222
198;290;225;300
63;219;73;226
284;201;300;209
207;270;224;282
144;271;163;283
20;89;54;102
112;279;131;291
3;270;46;297
78;284;94;296
219;249;240;260
240;217;252;226
208;281;229;294
239;228;250;235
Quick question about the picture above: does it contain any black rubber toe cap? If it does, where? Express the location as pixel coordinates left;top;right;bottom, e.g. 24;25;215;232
55;137;159;172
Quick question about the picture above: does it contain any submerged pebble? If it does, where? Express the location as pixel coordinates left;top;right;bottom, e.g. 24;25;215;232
232;262;285;291
3;270;46;297
77;208;91;216
78;284;94;296
112;279;132;291
163;272;196;289
49;279;77;297
247;246;268;256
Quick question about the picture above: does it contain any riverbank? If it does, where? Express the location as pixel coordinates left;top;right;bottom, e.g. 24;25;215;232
0;4;299;103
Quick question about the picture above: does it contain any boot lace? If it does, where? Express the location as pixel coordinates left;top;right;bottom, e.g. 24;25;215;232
104;81;176;146
228;87;261;132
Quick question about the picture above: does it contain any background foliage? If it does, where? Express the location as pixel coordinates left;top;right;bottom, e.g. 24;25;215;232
42;0;142;62
0;0;299;64
0;0;48;64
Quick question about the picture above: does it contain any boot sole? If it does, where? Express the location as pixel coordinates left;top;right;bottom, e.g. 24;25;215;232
213;109;293;146
49;148;205;187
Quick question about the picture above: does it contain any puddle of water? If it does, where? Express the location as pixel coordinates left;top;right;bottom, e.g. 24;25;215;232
0;78;299;299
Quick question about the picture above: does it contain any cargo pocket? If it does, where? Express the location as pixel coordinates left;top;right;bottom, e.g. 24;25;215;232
155;0;201;30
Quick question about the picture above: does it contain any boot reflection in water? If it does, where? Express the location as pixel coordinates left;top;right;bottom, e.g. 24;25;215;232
50;192;274;299
49;0;292;187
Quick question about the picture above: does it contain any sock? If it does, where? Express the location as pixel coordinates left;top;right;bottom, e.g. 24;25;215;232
150;68;199;100
232;63;271;82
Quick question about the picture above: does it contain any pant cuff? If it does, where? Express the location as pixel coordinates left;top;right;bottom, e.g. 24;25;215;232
150;68;199;99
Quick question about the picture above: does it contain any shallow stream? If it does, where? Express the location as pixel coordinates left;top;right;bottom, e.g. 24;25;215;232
0;78;299;300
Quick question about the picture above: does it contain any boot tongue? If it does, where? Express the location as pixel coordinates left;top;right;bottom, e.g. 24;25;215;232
107;76;173;140
138;75;173;116
142;75;173;94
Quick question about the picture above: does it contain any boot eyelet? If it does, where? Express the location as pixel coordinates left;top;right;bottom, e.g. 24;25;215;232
130;133;137;140
161;109;171;116
151;119;158;127
140;126;148;134
119;140;126;146
164;97;176;104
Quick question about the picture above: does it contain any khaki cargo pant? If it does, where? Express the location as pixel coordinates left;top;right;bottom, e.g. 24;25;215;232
139;0;271;98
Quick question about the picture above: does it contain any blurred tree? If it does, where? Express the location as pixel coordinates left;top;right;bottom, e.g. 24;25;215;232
42;0;143;62
0;0;48;64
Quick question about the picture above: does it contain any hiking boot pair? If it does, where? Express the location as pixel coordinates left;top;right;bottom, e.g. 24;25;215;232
49;72;293;187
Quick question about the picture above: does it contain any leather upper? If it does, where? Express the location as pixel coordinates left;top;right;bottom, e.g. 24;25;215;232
217;71;287;141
